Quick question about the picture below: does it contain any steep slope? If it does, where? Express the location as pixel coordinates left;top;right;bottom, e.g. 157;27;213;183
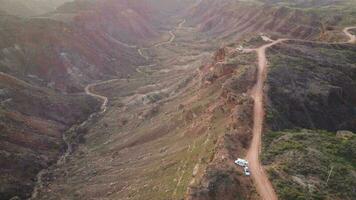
0;0;170;94
188;0;356;42
0;0;167;198
266;41;356;132
259;31;356;199
188;0;320;40
0;72;99;199
53;0;159;44
0;15;147;93
186;47;258;200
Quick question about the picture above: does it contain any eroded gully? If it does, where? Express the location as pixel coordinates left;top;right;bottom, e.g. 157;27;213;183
29;20;181;200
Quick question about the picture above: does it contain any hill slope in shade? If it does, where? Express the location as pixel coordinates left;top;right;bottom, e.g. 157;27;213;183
0;72;99;199
266;41;356;132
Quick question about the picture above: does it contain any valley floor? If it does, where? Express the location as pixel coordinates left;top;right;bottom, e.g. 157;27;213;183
32;19;227;200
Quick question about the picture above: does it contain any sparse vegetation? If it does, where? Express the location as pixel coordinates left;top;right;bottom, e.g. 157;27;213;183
1;0;356;199
263;129;356;200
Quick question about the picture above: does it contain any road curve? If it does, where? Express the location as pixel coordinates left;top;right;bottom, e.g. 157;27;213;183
138;22;179;59
85;79;120;113
343;26;356;43
138;48;149;60
154;31;176;47
86;21;182;104
178;19;186;29
30;78;116;199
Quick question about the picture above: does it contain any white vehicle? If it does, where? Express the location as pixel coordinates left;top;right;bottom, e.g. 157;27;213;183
236;45;244;51
235;158;248;167
244;166;251;176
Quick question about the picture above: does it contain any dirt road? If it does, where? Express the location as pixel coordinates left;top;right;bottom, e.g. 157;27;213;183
246;26;356;200
85;79;119;113
246;38;286;200
178;19;186;29
30;78;115;199
0;70;115;199
138;48;149;60
154;30;176;47
138;22;179;59
343;26;356;43
59;19;180;169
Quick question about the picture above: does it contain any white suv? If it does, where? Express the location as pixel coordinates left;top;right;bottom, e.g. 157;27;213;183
235;158;248;167
244;166;251;176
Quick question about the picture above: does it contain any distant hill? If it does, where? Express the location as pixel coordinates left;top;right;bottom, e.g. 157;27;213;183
0;0;71;17
260;0;344;7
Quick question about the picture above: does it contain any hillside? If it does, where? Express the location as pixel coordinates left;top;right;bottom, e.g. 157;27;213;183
0;0;172;199
261;40;356;199
266;41;356;132
0;72;99;199
0;0;166;93
188;0;356;42
0;0;355;199
263;129;355;199
0;0;71;17
52;0;160;44
30;23;260;200
0;16;142;92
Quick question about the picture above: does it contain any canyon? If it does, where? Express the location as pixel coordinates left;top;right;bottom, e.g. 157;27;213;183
0;0;355;199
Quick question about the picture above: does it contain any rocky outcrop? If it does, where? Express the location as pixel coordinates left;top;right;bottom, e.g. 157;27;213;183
187;47;257;200
187;162;245;200
214;48;226;62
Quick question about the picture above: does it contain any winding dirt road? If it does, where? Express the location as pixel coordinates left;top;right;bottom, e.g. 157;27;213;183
246;26;356;200
246;39;286;200
30;78;115;199
30;20;183;199
154;31;176;47
178;19;186;29
85;79;120;113
138;23;179;59
343;26;356;43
